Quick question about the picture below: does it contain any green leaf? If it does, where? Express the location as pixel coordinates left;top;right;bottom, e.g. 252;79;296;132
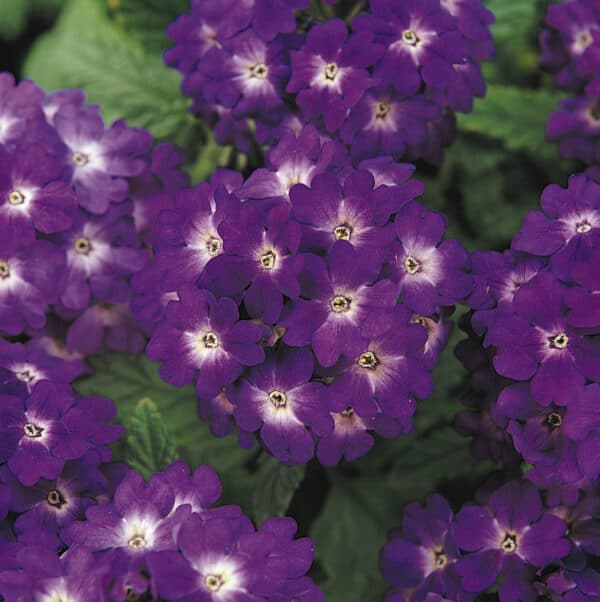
251;455;306;526
112;0;189;53
124;397;178;479
0;0;29;40
457;84;563;160
73;353;257;510
23;0;198;148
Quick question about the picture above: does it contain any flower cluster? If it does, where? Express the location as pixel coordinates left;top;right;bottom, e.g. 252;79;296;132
140;127;473;465
541;0;600;166
0;73;187;359
0;342;323;601
165;0;494;165
381;478;600;601
458;172;600;490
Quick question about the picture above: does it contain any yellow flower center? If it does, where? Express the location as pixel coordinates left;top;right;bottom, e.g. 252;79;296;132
72;151;89;166
127;535;147;549
206;236;222;256
205;574;225;592
501;533;518;553
8;190;25;205
23;423;44;438
74;237;92;255
0;260;10;279
358;351;379;370
402;29;420;46
404;255;421;274
249;63;269;79
201;331;219;349
324;63;339;80
259;250;277;270
375;102;390;119
550;332;569;349
331;295;352;313
333;223;352;241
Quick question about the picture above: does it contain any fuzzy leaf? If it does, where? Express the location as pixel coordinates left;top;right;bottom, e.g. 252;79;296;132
124;397;178;479
111;0;189;53
457;85;562;160
23;0;198;147
73;353;257;509
251;455;306;526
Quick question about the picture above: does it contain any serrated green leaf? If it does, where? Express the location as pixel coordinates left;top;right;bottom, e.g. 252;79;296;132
73;353;257;510
0;0;29;40
458;84;563;160
124;397;178;479
251;455;306;526
112;0;188;53
23;0;198;148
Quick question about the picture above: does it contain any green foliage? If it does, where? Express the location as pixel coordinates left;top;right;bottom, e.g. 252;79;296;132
458;84;562;160
0;0;29;40
123;397;178;479
73;353;258;513
251;455;306;526
23;0;201;151
110;0;189;53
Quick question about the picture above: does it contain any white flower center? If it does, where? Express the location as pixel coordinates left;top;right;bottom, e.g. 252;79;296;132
404;255;421;274
201;331;219;349
324;63;339;81
402;29;420;46
550;332;569;349
72;151;89;166
358;351;379;370
249;63;269;79
501;533;518;553
331;295;352;313
23;422;44;438
269;390;287;408
74;237;92;255
8;190;25;205
333;223;352;241
0;260;10;279
576;221;592;233
259;249;277;270
205;574;225;592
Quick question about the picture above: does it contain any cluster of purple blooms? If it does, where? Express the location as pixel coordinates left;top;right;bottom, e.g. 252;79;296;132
165;0;494;165
381;478;600;601
541;0;600;166
381;173;600;599
0;356;322;601
0;72;188;360
140;126;474;466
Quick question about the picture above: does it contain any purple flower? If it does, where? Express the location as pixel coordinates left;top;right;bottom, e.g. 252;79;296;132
7;455;108;543
482;272;600;405
230;346;333;464
148;513;321;602
287;19;383;132
0;144;77;237
541;0;600;91
386;201;472;315
153;180;240;292
200;30;291;121
381;494;471;601
441;0;495;61
354;0;470;96
329;305;432;420
289;170;404;261
0;381;122;486
250;0;309;41
547;95;600;164
280;242;398;367
237;124;348;206
568;245;600;328
0;231;64;336
511;173;600;280
316;407;375;466
49;205;147;311
65;302;147;356
0;545;109;602
147;286;265;399
341;90;441;162
53;106;151;214
454;480;570;598
61;469;191;582
0;339;83;393
206;204;303;323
